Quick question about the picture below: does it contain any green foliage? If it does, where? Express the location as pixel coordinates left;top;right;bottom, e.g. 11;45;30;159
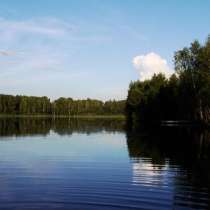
126;73;168;124
0;94;125;116
126;35;210;125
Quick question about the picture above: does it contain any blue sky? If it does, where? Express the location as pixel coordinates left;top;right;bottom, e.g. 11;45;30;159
0;0;209;100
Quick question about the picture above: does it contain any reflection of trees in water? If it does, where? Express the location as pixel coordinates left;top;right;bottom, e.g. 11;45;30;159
126;127;210;165
0;117;51;137
1;118;210;208
52;118;125;135
126;127;210;208
0;117;125;137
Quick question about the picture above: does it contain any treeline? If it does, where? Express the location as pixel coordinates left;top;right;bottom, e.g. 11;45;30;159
0;95;125;116
126;35;210;125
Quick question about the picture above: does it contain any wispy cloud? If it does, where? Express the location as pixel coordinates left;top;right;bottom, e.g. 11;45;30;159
0;17;73;40
0;17;75;78
0;16;116;98
0;50;17;56
0;17;111;74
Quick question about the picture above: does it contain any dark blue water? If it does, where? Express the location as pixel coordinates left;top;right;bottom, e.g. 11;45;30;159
0;117;209;210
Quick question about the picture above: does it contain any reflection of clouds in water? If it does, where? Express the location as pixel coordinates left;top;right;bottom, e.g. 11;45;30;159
131;158;173;187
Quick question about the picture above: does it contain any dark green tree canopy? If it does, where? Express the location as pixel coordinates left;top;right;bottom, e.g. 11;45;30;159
0;94;125;116
126;35;210;125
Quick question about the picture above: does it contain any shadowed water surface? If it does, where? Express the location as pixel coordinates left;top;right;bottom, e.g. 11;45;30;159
0;117;209;209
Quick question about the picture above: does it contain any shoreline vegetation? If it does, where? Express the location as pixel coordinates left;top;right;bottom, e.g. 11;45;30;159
1;36;210;128
0;95;125;117
126;35;210;127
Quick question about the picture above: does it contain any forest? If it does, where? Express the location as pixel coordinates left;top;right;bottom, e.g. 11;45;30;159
2;36;210;122
126;35;210;125
0;94;125;116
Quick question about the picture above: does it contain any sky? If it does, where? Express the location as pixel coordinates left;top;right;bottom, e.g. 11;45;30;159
0;0;209;101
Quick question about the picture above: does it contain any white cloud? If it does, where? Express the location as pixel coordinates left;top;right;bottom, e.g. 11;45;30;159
132;52;173;81
0;17;110;77
0;16;113;98
0;50;17;56
0;17;75;78
0;17;72;41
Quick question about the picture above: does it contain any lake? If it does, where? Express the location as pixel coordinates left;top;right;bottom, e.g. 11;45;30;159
0;117;209;210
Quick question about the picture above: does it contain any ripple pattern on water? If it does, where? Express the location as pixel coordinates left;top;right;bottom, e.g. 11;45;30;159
0;128;208;210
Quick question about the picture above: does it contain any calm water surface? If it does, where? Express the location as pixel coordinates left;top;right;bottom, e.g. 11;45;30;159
0;117;209;210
